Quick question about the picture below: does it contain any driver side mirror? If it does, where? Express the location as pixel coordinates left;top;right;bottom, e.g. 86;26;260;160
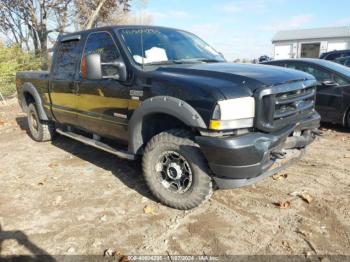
82;53;127;81
321;80;339;87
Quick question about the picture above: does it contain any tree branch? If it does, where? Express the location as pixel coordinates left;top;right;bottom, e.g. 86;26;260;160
84;0;109;29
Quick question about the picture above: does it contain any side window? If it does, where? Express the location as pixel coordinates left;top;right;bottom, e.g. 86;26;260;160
270;62;285;67
53;40;81;80
334;74;349;86
335;57;346;65
82;32;120;77
346;58;350;66
286;63;297;69
325;53;341;61
295;64;332;82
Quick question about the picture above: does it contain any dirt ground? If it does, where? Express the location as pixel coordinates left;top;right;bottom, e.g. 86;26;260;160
0;99;350;259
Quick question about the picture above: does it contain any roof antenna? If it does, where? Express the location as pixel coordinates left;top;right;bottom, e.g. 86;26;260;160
140;8;145;69
141;27;144;69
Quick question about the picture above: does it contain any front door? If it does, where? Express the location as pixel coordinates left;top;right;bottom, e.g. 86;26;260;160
50;38;82;125
316;83;343;124
291;62;340;121
76;31;132;143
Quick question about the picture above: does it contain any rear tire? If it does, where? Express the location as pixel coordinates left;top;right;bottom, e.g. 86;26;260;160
142;129;213;210
27;103;54;142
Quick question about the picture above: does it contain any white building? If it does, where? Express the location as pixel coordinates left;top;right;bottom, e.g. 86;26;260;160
272;26;350;59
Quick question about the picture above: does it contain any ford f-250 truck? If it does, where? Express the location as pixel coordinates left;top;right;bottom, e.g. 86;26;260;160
16;26;320;209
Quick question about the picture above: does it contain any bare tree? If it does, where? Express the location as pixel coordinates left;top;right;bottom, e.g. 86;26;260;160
0;0;31;50
0;0;135;68
0;0;74;55
107;0;152;25
113;3;153;25
74;0;131;30
110;11;153;25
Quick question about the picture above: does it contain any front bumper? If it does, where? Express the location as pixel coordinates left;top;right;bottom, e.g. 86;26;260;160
196;112;320;189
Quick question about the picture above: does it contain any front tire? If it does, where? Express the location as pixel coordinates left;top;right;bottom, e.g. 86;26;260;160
27;103;54;142
142;129;213;210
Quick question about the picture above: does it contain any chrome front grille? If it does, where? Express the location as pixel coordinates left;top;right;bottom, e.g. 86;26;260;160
274;86;315;119
255;79;317;132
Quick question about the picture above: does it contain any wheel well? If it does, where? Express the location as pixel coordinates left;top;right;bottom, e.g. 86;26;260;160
22;91;35;112
128;96;207;155
139;113;195;152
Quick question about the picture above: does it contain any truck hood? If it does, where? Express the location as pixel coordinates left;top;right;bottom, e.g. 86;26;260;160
154;62;314;99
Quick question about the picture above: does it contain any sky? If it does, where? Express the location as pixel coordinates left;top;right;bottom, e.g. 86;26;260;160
133;0;350;60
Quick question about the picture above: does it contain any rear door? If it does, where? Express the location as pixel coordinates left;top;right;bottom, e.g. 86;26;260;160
75;31;131;143
50;36;82;125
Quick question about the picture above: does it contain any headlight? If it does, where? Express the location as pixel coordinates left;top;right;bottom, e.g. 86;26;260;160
209;97;255;130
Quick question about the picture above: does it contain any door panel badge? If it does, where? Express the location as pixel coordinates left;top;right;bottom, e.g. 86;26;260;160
130;90;143;100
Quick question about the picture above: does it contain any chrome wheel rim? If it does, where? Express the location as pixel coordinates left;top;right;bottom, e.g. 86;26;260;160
155;151;193;194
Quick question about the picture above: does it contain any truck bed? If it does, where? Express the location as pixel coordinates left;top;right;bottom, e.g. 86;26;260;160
16;71;50;83
16;71;50;113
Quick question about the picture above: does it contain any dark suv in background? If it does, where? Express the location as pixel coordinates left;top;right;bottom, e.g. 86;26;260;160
335;56;350;67
320;49;350;61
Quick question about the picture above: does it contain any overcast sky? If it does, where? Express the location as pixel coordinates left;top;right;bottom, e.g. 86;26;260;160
136;0;350;60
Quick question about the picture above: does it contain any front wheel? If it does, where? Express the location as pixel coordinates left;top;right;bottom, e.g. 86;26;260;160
27;103;54;142
142;129;213;210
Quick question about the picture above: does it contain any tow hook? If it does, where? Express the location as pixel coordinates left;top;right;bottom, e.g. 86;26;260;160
311;128;322;136
271;150;287;159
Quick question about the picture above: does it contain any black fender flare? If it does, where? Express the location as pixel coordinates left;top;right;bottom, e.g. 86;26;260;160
21;83;49;121
128;96;207;154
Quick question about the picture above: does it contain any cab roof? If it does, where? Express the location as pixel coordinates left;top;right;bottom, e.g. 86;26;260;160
59;25;179;41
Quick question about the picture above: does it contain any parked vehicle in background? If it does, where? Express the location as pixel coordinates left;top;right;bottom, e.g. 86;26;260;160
263;58;350;128
16;26;320;209
258;55;272;63
320;49;350;61
335;56;350;67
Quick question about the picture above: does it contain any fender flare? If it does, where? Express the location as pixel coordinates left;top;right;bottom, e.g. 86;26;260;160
128;96;207;154
21;83;49;121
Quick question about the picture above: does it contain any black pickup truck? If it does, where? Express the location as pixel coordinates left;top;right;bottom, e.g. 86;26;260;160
16;26;320;209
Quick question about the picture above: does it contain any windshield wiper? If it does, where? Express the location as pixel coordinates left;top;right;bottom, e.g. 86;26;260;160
144;60;184;65
194;58;223;63
144;58;223;66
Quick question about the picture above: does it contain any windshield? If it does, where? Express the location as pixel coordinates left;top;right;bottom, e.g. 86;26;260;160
117;27;225;65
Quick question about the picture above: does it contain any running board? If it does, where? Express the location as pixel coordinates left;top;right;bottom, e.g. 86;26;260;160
56;128;135;160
